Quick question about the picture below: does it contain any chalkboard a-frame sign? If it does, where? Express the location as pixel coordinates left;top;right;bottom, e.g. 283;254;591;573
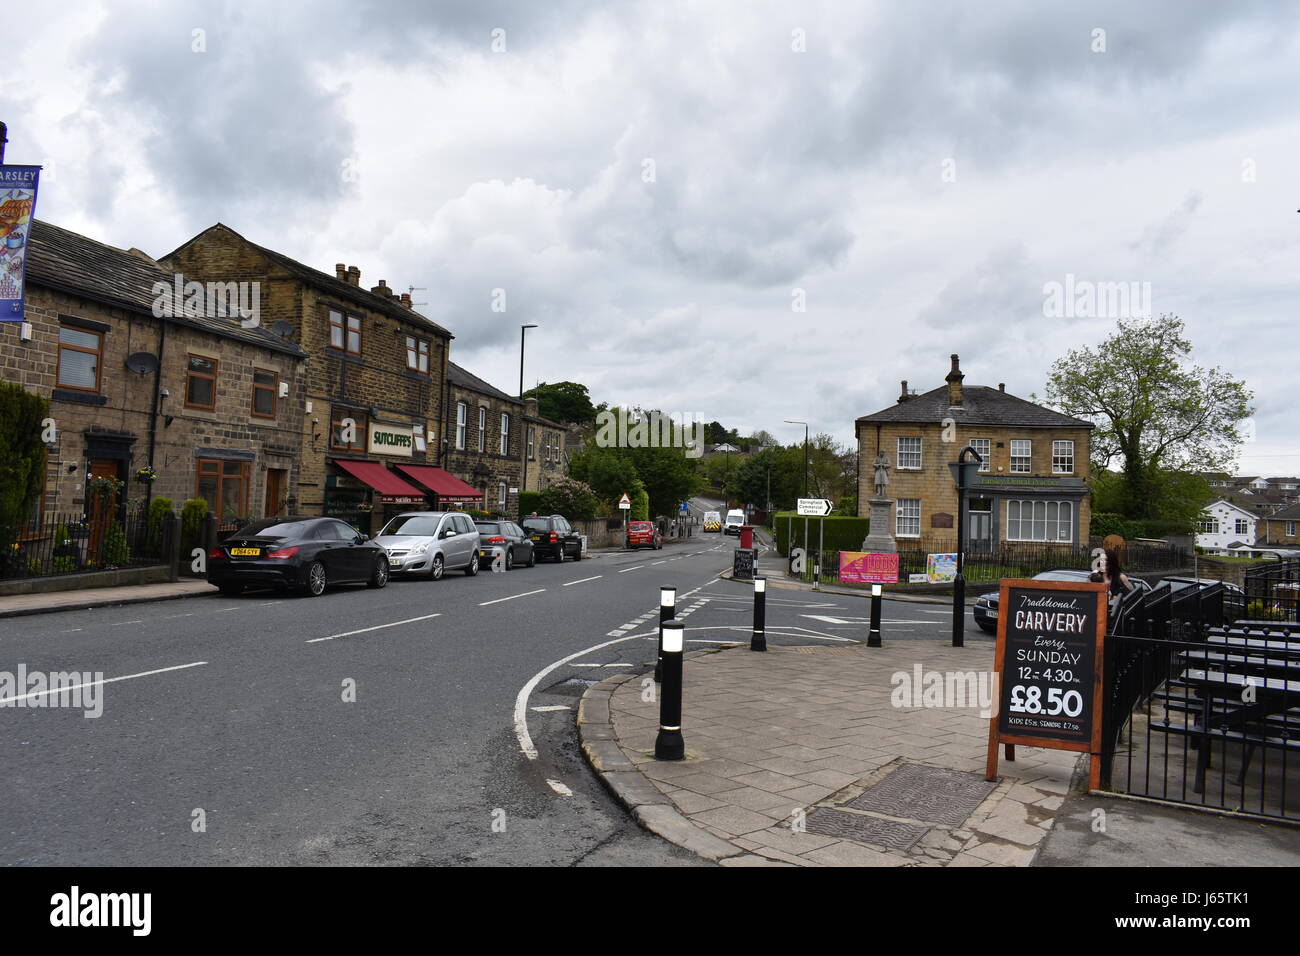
985;579;1108;790
732;547;756;581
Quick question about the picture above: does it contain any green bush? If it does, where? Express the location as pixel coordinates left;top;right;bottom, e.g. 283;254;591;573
773;512;871;556
100;520;131;567
1092;512;1193;540
52;555;78;575
180;498;209;558
537;478;600;521
147;496;174;558
631;486;649;521
0;381;50;534
518;490;543;519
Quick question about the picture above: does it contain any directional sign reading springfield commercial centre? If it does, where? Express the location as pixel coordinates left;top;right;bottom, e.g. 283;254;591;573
796;498;834;517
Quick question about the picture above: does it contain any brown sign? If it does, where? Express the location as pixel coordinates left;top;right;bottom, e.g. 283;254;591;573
930;512;954;529
985;579;1108;789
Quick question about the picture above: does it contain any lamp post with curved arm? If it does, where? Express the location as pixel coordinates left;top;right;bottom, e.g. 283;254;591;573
949;444;984;648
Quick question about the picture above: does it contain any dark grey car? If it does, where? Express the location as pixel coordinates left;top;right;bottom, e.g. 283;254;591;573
475;520;536;570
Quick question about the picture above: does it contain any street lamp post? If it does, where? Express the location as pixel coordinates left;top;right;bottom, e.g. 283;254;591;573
784;419;809;497
949;445;984;648
518;324;538;512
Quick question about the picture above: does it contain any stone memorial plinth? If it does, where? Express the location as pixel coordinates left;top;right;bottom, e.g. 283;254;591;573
861;498;897;553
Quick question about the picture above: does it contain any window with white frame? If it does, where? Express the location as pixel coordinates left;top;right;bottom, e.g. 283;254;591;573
970;438;990;472
1051;440;1074;474
1235;518;1249;535
478;407;486;451
498;481;507;508
1010;439;1032;474
527;427;535;460
897;436;922;470
1197;516;1219;534
1288;521;1296;537
1006;500;1073;542
896;498;921;537
455;402;467;450
499;413;510;455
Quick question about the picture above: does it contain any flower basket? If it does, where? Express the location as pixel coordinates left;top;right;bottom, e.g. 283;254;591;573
134;466;158;484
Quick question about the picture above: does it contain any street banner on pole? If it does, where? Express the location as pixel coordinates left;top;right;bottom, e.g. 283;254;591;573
0;165;41;321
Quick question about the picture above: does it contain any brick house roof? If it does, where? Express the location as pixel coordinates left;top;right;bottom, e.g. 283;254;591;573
856;384;1093;429
1263;501;1300;522
447;361;521;405
26;220;305;356
162;223;453;340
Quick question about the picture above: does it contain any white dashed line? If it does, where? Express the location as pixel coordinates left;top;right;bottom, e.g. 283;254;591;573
547;779;573;797
617;565;645;573
531;705;571;712
0;661;207;706
308;612;442;643
479;589;545;606
563;575;602;587
109;620;143;626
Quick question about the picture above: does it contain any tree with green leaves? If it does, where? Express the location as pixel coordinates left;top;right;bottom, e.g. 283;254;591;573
523;381;598;426
1044;315;1252;520
568;445;640;506
536;478;600;521
0;382;49;535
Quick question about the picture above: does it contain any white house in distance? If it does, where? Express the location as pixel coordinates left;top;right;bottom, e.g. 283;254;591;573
1196;498;1259;553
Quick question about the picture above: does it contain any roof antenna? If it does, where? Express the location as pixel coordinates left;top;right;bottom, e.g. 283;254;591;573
407;285;428;307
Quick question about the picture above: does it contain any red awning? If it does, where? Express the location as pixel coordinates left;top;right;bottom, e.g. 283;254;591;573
395;464;484;501
332;459;426;498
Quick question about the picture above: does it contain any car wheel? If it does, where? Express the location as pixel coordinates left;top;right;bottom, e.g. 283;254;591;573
465;554;479;576
505;548;514;571
429;554;444;581
218;583;244;597
367;556;389;589
526;547;536;567
303;561;327;597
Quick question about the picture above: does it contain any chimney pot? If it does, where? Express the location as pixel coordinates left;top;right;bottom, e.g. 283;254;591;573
945;354;964;406
335;263;347;281
347;265;360;286
999;383;1005;392
898;379;910;403
400;292;412;308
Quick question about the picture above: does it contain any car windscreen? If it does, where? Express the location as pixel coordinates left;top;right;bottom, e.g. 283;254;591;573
233;520;309;539
475;522;501;534
628;522;651;530
522;519;550;531
380;515;442;537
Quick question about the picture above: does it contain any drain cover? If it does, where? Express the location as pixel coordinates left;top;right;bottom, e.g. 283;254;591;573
845;763;996;827
804;809;928;851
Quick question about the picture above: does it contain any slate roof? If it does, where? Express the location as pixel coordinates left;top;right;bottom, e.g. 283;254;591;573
26;221;304;356
163;223;453;340
856;385;1093;429
1264;501;1300;522
447;361;520;405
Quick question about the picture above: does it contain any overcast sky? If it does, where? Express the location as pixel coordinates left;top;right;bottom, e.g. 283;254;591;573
7;1;1299;475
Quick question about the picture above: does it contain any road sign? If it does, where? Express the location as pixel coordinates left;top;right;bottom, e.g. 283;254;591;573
679;502;689;514
796;498;833;517
618;493;631;510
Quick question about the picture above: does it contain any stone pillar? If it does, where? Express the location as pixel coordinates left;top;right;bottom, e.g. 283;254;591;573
861;498;896;553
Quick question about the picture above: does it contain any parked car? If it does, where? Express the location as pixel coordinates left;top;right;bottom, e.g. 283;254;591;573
1157;576;1244;596
972;568;1155;633
207;516;389;597
521;514;583;562
723;509;746;536
374;511;481;579
625;520;663;550
474;519;536;569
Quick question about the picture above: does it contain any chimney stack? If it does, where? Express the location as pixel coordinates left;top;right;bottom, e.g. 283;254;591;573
998;383;1005;392
346;265;360;286
946;354;964;407
371;279;391;297
399;292;412;309
335;263;347;281
898;380;910;403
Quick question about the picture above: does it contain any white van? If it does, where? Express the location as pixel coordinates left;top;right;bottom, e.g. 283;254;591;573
723;509;746;536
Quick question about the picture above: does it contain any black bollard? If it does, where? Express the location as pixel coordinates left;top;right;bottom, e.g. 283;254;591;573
952;573;965;648
869;583;883;647
655;585;675;682
752;576;767;651
655;620;686;760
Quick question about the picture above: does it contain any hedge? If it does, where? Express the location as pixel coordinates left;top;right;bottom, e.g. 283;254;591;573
774;512;870;557
1092;512;1194;540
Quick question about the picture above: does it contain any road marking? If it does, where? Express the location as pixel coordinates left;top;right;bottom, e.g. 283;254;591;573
547;779;574;797
688;640;744;645
164;613;194;619
563;575;602;587
61;628;83;633
307;613;442;643
571;662;604;667
109;620;143;626
479;589;545;606
603;663;633;668
0;661;207;705
617;565;645;573
213;607;241;613
531;705;571;712
652;560;666;565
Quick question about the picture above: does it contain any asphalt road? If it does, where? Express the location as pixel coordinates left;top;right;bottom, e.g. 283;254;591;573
0;534;983;866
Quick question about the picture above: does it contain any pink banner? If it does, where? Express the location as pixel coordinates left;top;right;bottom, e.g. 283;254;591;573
839;551;899;585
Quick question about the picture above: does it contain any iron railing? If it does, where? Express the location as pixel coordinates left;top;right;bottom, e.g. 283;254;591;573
0;505;171;580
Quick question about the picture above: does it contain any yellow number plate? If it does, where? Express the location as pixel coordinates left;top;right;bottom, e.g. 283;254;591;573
230;547;260;556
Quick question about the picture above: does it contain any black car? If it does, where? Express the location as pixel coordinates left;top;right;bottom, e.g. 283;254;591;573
972;569;1154;633
207;516;390;597
475;520;536;569
521;514;583;562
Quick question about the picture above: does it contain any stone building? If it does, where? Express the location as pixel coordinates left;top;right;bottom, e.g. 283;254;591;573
855;355;1094;551
161;224;471;533
522;397;568;493
3;220;306;532
1259;503;1300;547
441;362;523;515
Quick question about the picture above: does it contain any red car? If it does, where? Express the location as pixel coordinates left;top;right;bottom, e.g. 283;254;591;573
625;520;663;550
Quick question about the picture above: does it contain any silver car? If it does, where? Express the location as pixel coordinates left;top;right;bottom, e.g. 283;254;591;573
374;511;481;580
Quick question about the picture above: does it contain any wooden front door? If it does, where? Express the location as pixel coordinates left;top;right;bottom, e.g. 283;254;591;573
87;458;122;556
264;468;288;518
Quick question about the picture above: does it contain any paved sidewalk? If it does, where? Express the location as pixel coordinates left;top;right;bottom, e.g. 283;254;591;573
0;580;214;618
580;641;1083;867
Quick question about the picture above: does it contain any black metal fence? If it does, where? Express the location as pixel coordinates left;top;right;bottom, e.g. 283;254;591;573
0;506;173;580
1102;561;1300;822
798;540;1189;588
1243;560;1300;623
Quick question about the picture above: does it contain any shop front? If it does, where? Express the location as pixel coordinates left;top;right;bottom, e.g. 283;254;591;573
325;458;428;534
395;463;485;512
